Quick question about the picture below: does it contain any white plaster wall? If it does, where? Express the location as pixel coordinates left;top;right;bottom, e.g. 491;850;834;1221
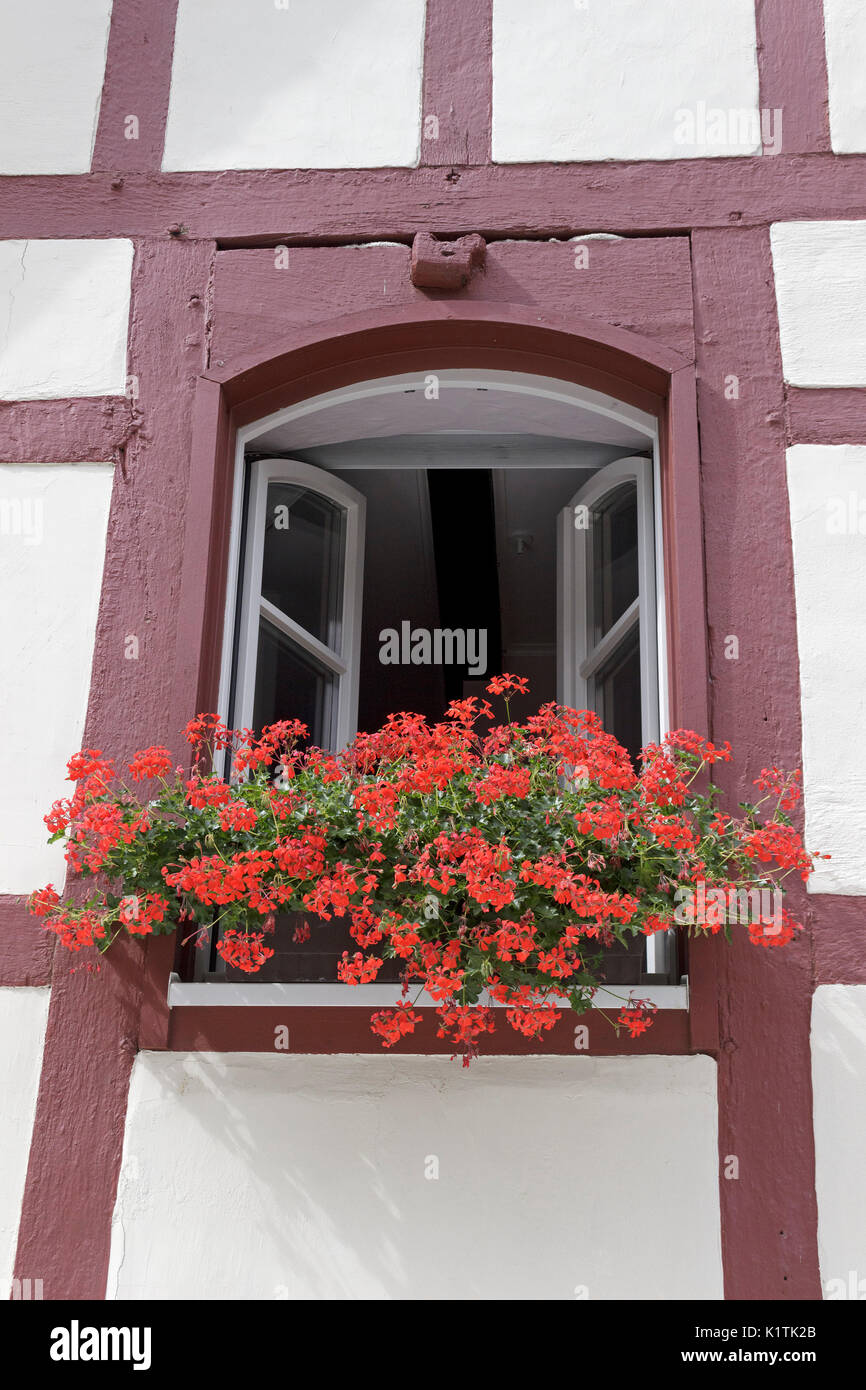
492;0;761;163
786;445;866;895
0;0;112;174
824;0;866;154
771;222;866;387
107;1052;722;1300
162;0;426;172
0;988;50;1298
811;986;866;1297
0;240;133;401
0;465;113;894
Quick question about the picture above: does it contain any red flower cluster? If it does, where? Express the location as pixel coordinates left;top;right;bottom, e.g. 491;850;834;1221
473;765;531;805
370;1001;423;1047
740;823;813;881
128;746;173;782
435;1005;496;1066
574;800;625;841
216;928;274;973
337;950;382;984
28;675;817;1064
118;893;169;935
617;1000;658;1039
754;766;803;814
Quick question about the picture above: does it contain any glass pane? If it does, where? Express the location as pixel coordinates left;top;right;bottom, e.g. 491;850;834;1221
593;623;641;765
261;482;346;651
253;617;337;748
591;483;638;642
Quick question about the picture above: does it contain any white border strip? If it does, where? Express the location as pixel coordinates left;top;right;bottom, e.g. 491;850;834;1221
168;979;689;1010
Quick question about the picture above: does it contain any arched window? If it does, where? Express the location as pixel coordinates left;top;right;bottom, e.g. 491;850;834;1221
223;370;666;745
191;369;678;991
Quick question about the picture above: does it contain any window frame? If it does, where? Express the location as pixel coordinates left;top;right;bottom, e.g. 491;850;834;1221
233;457;366;752
156;357;709;1042
139;312;711;1050
557;454;659;748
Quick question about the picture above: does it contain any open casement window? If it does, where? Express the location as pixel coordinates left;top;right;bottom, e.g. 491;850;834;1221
557;454;673;982
233;459;365;751
557;456;659;759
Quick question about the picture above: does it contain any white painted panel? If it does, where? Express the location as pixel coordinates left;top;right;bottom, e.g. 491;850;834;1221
811;986;866;1297
787;446;866;894
771;222;866;387
0;241;133;400
0;0;112;174
0;988;50;1298
824;0;866;153
0;465;113;894
492;0;761;162
163;0;426;171
108;1053;722;1300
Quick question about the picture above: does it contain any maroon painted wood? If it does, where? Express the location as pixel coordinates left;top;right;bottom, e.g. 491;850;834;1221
168;1005;691;1055
137;931;176;1051
91;0;179;173
812;897;866;984
787;387;866;444
692;227;821;1300
421;0;492;167
78;237;215;771
0;398;136;465
12;237;214;1302
13;936;148;1299
3;155;866;243
756;0;831;155
0;899;53;986
209;238;696;369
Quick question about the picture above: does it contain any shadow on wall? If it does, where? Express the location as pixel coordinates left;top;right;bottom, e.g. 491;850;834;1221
107;1051;722;1300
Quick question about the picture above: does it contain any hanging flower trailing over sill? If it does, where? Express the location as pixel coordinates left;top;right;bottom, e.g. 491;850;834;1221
28;676;822;1065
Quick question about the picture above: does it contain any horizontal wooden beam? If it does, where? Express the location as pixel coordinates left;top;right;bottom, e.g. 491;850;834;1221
3;155;866;243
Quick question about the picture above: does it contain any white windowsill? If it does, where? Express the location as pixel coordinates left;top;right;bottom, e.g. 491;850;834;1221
167;977;689;1010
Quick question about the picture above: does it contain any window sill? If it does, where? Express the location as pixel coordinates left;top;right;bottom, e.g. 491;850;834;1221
167;976;689;1011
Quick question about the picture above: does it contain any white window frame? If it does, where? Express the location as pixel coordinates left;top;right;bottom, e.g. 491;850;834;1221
557;455;659;747
233;457;366;752
558;455;671;978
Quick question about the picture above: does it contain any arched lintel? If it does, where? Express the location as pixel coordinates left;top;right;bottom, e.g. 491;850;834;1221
205;301;692;427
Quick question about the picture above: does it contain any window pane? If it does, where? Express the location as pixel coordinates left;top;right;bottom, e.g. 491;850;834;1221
261;482;346;651
591;483;638;642
594;623;641;765
253;617;337;748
